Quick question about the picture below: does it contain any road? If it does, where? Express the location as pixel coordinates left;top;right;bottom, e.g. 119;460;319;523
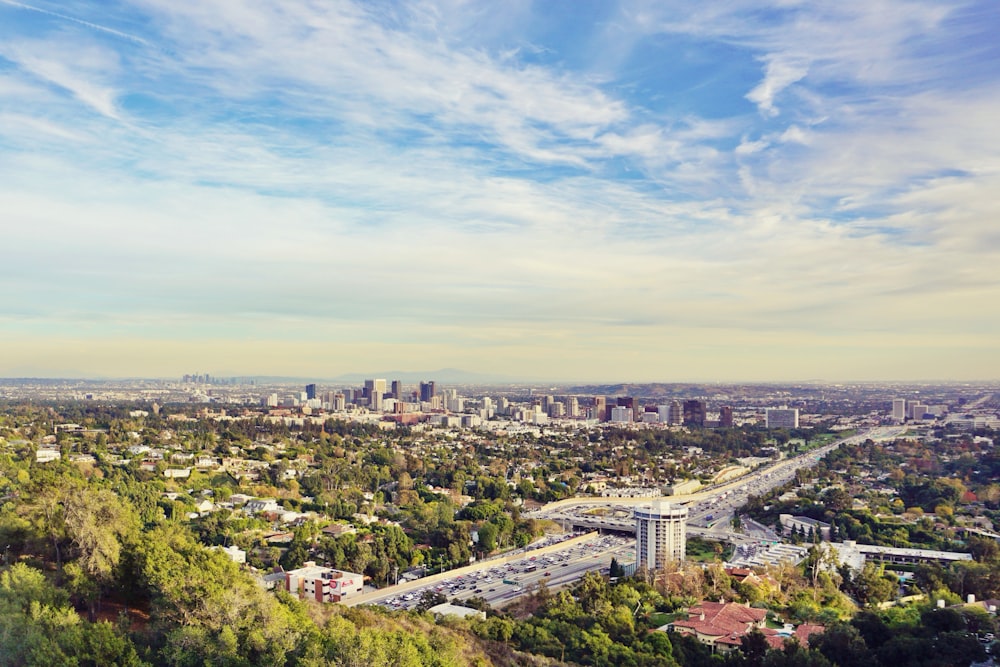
354;426;904;611
347;533;633;611
533;426;905;529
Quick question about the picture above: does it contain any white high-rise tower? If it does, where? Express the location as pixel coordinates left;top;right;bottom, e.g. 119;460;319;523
635;500;688;571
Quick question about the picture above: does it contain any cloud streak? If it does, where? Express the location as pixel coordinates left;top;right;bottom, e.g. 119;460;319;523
0;0;998;380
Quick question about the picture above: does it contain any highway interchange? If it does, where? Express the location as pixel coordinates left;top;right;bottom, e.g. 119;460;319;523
353;426;905;611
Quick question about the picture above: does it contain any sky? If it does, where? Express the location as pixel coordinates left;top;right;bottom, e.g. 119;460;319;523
1;0;999;382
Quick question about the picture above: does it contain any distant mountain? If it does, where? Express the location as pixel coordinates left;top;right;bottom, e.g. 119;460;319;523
326;368;526;385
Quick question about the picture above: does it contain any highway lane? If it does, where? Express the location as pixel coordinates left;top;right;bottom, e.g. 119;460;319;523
530;427;905;521
350;427;905;612
357;535;634;611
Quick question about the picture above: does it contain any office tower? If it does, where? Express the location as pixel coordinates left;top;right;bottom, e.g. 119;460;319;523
364;378;386;397
391;380;403;399
498;396;509;415
305;384;317;400
668;400;683;425
657;405;671;424
364;379;386;410
910;403;929;420
541;395;554;413
611;406;633;423
266;393;279;408
635;500;688;570
682;400;706;427
549;402;565;418
719;406;734;428
617;397;636;422
331;393;345;411
593;396;607;422
567;396;579;418
892;398;907;422
766;408;799;429
419;381;436;402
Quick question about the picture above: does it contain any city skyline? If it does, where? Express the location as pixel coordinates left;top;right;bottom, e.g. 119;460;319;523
2;1;999;381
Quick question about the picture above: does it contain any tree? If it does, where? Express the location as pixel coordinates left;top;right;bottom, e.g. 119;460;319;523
851;562;897;606
812;622;872;666
477;522;498;554
61;486;136;619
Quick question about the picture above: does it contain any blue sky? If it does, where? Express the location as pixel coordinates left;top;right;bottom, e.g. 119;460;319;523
1;0;999;381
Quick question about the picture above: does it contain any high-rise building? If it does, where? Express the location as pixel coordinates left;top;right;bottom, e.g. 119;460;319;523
593;396;607;422
910;403;929;420
892;399;907;422
766;408;799;429
419;381;436;402
391;380;403;399
635;500;688;570
305;384;317;400
683;400;706;427
365;379;386;411
719;406;734;428
611;406;633;423
566;396;579;418
668;400;683;425
617;397;636;422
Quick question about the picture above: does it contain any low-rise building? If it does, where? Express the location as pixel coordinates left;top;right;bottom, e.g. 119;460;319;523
285;562;364;603
779;514;831;541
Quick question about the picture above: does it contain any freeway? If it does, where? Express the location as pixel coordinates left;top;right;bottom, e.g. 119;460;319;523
529;426;905;523
350;426;904;612
352;533;634;612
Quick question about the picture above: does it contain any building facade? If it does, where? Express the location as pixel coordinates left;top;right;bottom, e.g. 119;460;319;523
635;500;688;570
285;562;364;603
683;400;706;427
765;408;799;429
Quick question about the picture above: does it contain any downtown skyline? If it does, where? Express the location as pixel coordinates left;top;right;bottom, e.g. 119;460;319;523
2;0;999;382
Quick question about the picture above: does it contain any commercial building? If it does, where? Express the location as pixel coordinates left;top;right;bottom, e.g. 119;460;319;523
719;406;734;428
611;406;633;423
683;400;706;427
365;379;386;411
668;400;683;425
892;398;907;422
765;408;799;429
635;500;688;570
419;381;436;402
593;396;607;422
285;562;364;603
305;384;317;400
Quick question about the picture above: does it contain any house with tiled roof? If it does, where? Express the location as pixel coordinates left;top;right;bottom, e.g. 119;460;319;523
671;601;768;652
670;601;824;653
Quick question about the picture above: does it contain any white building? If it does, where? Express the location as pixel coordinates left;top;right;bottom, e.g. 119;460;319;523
285;562;364;603
892;398;907;422
211;545;247;564
635;500;688;570
766;408;799;429
611;406;633;423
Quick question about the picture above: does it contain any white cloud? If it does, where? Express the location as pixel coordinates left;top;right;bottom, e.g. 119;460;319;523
0;0;997;380
746;56;809;117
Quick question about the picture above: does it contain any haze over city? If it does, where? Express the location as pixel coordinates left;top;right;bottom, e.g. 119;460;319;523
2;0;999;381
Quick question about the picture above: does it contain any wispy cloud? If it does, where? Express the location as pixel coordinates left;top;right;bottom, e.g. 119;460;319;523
0;0;998;379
